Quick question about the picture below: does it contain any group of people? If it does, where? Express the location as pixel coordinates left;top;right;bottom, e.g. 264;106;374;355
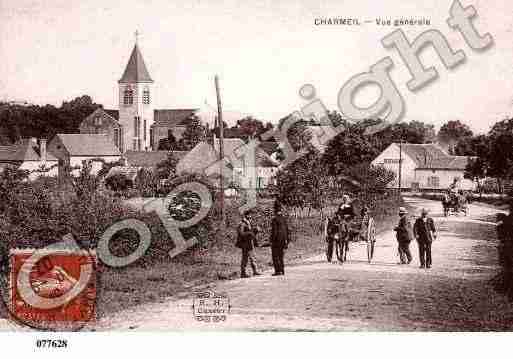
394;206;437;268
236;200;290;278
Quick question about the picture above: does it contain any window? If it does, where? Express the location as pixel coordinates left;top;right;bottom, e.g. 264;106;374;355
257;177;264;189
123;87;134;105
427;176;440;188
133;116;141;138
384;158;401;164
94;115;102;126
143;88;150;104
113;128;119;148
143;119;147;141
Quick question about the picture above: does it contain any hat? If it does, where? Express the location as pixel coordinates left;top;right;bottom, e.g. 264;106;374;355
398;207;407;214
421;208;429;215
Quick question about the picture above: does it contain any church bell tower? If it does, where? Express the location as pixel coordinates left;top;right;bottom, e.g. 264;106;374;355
118;33;154;152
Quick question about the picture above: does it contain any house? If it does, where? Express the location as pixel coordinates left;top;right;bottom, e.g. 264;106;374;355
79;108;122;150
47;134;121;177
371;143;475;191
77;40;198;153
177;138;279;190
123;150;187;169
0;138;59;180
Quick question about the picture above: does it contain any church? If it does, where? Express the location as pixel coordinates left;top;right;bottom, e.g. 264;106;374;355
79;40;197;153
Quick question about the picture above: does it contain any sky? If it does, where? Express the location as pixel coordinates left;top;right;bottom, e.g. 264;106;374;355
1;0;512;133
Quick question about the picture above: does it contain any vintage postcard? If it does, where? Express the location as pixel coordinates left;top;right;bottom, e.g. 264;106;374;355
1;0;512;357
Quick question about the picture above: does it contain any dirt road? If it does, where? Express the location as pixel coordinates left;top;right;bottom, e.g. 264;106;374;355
91;197;512;331
2;197;512;331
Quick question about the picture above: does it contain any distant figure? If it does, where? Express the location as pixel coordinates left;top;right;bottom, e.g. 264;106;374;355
236;210;261;278
413;208;437;269
337;194;356;220
270;204;290;276
326;211;342;262
394;207;413;264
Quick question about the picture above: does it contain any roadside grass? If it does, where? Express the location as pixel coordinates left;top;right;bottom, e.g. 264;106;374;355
97;193;404;317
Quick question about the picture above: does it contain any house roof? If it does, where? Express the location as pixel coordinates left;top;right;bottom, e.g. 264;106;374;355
0;139;58;162
153;109;197;128
177;138;278;175
104;109;119;121
55;134;121;157
394;143;469;170
124;150;187;167
119;44;153;83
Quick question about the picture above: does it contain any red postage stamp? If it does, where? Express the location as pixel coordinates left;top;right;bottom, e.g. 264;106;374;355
9;249;96;330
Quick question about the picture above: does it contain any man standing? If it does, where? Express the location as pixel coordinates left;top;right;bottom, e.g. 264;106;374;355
236;210;261;278
270;204;290;276
394;207;413;264
413;208;437;269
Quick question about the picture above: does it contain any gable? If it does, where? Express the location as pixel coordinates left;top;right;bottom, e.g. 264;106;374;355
80;108;120;132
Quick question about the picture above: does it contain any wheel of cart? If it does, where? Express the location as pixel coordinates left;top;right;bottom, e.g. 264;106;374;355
366;217;376;263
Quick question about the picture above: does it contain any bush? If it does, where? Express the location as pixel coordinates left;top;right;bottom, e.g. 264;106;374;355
105;173;133;192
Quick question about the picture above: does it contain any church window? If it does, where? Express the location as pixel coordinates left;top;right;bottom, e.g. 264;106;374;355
113;128;121;149
133;116;141;138
124;87;134;105
143;119;147;141
143;88;150;104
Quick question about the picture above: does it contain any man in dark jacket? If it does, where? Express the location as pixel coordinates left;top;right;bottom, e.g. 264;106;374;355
413;208;437;269
270;206;290;276
237;210;261;278
394;207;413;264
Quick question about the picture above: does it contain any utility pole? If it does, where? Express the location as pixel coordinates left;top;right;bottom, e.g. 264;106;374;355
398;140;403;193
214;75;226;227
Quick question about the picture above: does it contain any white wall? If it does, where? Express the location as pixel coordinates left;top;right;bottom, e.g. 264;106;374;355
414;169;475;190
19;160;59;180
371;143;417;188
69;156;121;176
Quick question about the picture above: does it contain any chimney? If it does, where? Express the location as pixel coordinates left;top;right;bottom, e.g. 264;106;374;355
40;139;47;163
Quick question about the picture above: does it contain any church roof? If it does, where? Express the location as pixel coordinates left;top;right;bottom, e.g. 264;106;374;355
153;109;197;127
119;44;153;83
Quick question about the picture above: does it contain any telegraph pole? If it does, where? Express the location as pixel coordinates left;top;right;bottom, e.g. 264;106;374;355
398;140;403;193
214;75;226;227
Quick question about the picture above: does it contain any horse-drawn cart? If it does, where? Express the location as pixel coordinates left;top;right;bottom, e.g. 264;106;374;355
442;192;468;216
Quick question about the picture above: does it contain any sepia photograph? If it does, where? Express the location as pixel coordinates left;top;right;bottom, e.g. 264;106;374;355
0;0;513;357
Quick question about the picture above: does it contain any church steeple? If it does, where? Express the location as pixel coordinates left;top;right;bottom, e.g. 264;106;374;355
117;33;155;152
119;42;153;83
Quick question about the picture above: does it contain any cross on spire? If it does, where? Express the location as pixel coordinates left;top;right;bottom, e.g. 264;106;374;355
135;30;140;44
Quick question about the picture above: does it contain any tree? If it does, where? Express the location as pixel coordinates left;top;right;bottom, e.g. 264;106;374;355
157;132;177;151
487;118;513;192
155;152;179;180
370;120;436;152
322;123;379;176
175;115;206;151
438;120;473;154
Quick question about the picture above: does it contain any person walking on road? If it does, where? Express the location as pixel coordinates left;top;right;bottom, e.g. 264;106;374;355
413;208;437;269
270;203;290;276
394;207;413;264
236;210;261;278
